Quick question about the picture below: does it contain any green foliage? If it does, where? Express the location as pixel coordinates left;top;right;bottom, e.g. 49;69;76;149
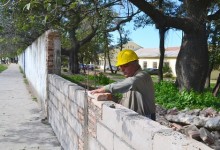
163;72;173;78
163;63;172;73
0;64;7;72
163;63;173;78
62;73;220;111
79;38;101;65
112;93;123;103
90;72;114;85
32;97;38;102
62;74;85;84
155;81;220;111
62;73;114;87
62;68;68;72
61;56;68;67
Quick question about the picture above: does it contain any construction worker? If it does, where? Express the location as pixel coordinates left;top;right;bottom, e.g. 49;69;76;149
90;49;156;121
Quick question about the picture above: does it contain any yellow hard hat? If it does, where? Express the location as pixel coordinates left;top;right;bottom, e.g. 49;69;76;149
116;49;139;66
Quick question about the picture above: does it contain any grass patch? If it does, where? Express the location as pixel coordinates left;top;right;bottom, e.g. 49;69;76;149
104;72;125;79
19;66;23;74
0;64;8;73
62;71;219;111
24;78;29;85
32;97;38;102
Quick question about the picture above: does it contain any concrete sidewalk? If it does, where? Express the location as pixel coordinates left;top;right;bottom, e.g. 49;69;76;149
0;64;61;150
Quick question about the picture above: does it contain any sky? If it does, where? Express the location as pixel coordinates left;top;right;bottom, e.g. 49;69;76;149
112;22;183;48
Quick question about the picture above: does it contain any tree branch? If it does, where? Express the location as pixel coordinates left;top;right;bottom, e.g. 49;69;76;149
106;10;140;32
79;27;98;46
128;0;194;32
207;9;220;21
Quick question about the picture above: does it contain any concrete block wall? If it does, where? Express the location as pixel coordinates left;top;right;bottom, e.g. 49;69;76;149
48;74;212;150
48;74;87;150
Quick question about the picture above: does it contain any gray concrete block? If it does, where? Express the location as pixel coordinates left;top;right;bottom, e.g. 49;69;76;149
69;101;78;118
62;80;77;97
113;135;134;150
97;123;114;150
69;85;84;102
67;112;83;137
75;90;86;108
49;92;58;108
88;136;102;150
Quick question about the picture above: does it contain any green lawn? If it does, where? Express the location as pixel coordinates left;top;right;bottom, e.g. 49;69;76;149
0;64;7;73
62;69;219;110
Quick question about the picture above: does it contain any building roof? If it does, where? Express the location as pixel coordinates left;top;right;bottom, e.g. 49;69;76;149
110;41;143;51
135;47;180;58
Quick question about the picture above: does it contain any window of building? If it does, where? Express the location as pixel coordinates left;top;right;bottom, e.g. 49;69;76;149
143;61;147;69
153;62;157;68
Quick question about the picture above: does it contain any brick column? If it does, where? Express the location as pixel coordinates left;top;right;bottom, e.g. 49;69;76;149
46;30;61;75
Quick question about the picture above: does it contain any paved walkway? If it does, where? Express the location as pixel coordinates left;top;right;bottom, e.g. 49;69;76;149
0;64;61;150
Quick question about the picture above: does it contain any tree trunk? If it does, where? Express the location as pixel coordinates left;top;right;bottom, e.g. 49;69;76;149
80;57;86;74
158;27;167;82
104;50;107;72
128;0;215;92
205;56;214;89
205;26;218;89
157;0;165;82
213;73;220;97
69;43;80;74
69;30;80;74
204;67;212;89
176;26;209;92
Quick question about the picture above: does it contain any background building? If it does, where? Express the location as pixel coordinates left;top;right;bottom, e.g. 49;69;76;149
135;47;179;77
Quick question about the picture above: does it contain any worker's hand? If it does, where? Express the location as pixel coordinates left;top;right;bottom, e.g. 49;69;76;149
90;87;105;94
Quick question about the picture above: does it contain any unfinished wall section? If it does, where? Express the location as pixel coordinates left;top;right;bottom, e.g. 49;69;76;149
48;74;212;150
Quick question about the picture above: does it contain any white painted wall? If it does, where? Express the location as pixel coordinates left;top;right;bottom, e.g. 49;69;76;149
211;70;220;80
139;57;177;77
18;30;61;115
18;33;47;106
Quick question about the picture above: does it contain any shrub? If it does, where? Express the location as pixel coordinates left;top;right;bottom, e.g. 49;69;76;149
62;68;68;72
62;73;114;87
62;74;85;84
155;81;220;111
163;72;173;78
163;63;172;73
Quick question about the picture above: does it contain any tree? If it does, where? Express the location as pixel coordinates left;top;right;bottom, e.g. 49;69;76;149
4;0;139;74
128;0;220;92
132;0;180;82
157;0;169;82
0;0;50;57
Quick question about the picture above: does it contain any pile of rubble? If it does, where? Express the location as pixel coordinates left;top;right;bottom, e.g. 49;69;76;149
156;105;220;149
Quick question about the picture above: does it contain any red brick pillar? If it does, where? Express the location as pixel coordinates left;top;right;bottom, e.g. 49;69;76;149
46;30;61;75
